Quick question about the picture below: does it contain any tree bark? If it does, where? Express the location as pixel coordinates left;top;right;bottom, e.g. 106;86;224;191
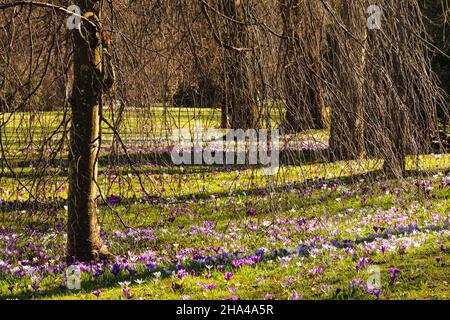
280;0;326;132
222;0;258;130
328;0;366;161
383;39;407;178
221;97;228;128
67;0;111;262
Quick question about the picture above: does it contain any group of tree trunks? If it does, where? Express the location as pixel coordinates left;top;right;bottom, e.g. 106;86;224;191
0;0;447;262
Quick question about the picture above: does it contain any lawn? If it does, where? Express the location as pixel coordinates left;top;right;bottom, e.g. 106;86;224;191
0;109;449;300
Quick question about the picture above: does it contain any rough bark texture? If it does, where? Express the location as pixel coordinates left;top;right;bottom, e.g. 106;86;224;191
280;0;326;132
382;40;407;178
328;0;367;161
222;0;258;130
67;0;111;262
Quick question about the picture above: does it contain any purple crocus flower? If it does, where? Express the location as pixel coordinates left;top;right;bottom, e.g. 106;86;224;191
440;177;450;189
298;244;309;255
265;293;274;300
257;189;267;196
308;266;324;277
110;263;121;276
122;288;133;299
225;272;233;281
106;195;121;207
351;278;364;288
398;245;407;254
146;263;158;272
368;288;382;298
93;268;104;279
290;292;303;300
200;283;216;290
164;268;172;275
92;290;101;298
225;296;241;300
231;259;241;268
128;268;137;277
355;257;372;271
177;268;188;280
389;268;400;283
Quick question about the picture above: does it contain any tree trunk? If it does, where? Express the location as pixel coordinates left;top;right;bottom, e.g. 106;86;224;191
221;97;228;128
383;39;407;178
382;106;406;178
328;0;366;161
222;0;258;130
280;0;326;132
67;0;111;262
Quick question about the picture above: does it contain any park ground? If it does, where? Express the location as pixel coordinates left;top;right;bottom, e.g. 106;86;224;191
0;108;449;300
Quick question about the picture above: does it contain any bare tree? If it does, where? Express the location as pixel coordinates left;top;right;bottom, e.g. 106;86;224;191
279;0;326;132
0;0;447;265
220;0;259;130
67;0;114;261
328;0;367;161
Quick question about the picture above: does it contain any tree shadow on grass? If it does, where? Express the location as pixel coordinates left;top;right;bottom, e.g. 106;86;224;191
0;166;448;215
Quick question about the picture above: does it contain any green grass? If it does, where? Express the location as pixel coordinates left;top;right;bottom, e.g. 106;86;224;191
0;163;448;300
0;108;449;300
